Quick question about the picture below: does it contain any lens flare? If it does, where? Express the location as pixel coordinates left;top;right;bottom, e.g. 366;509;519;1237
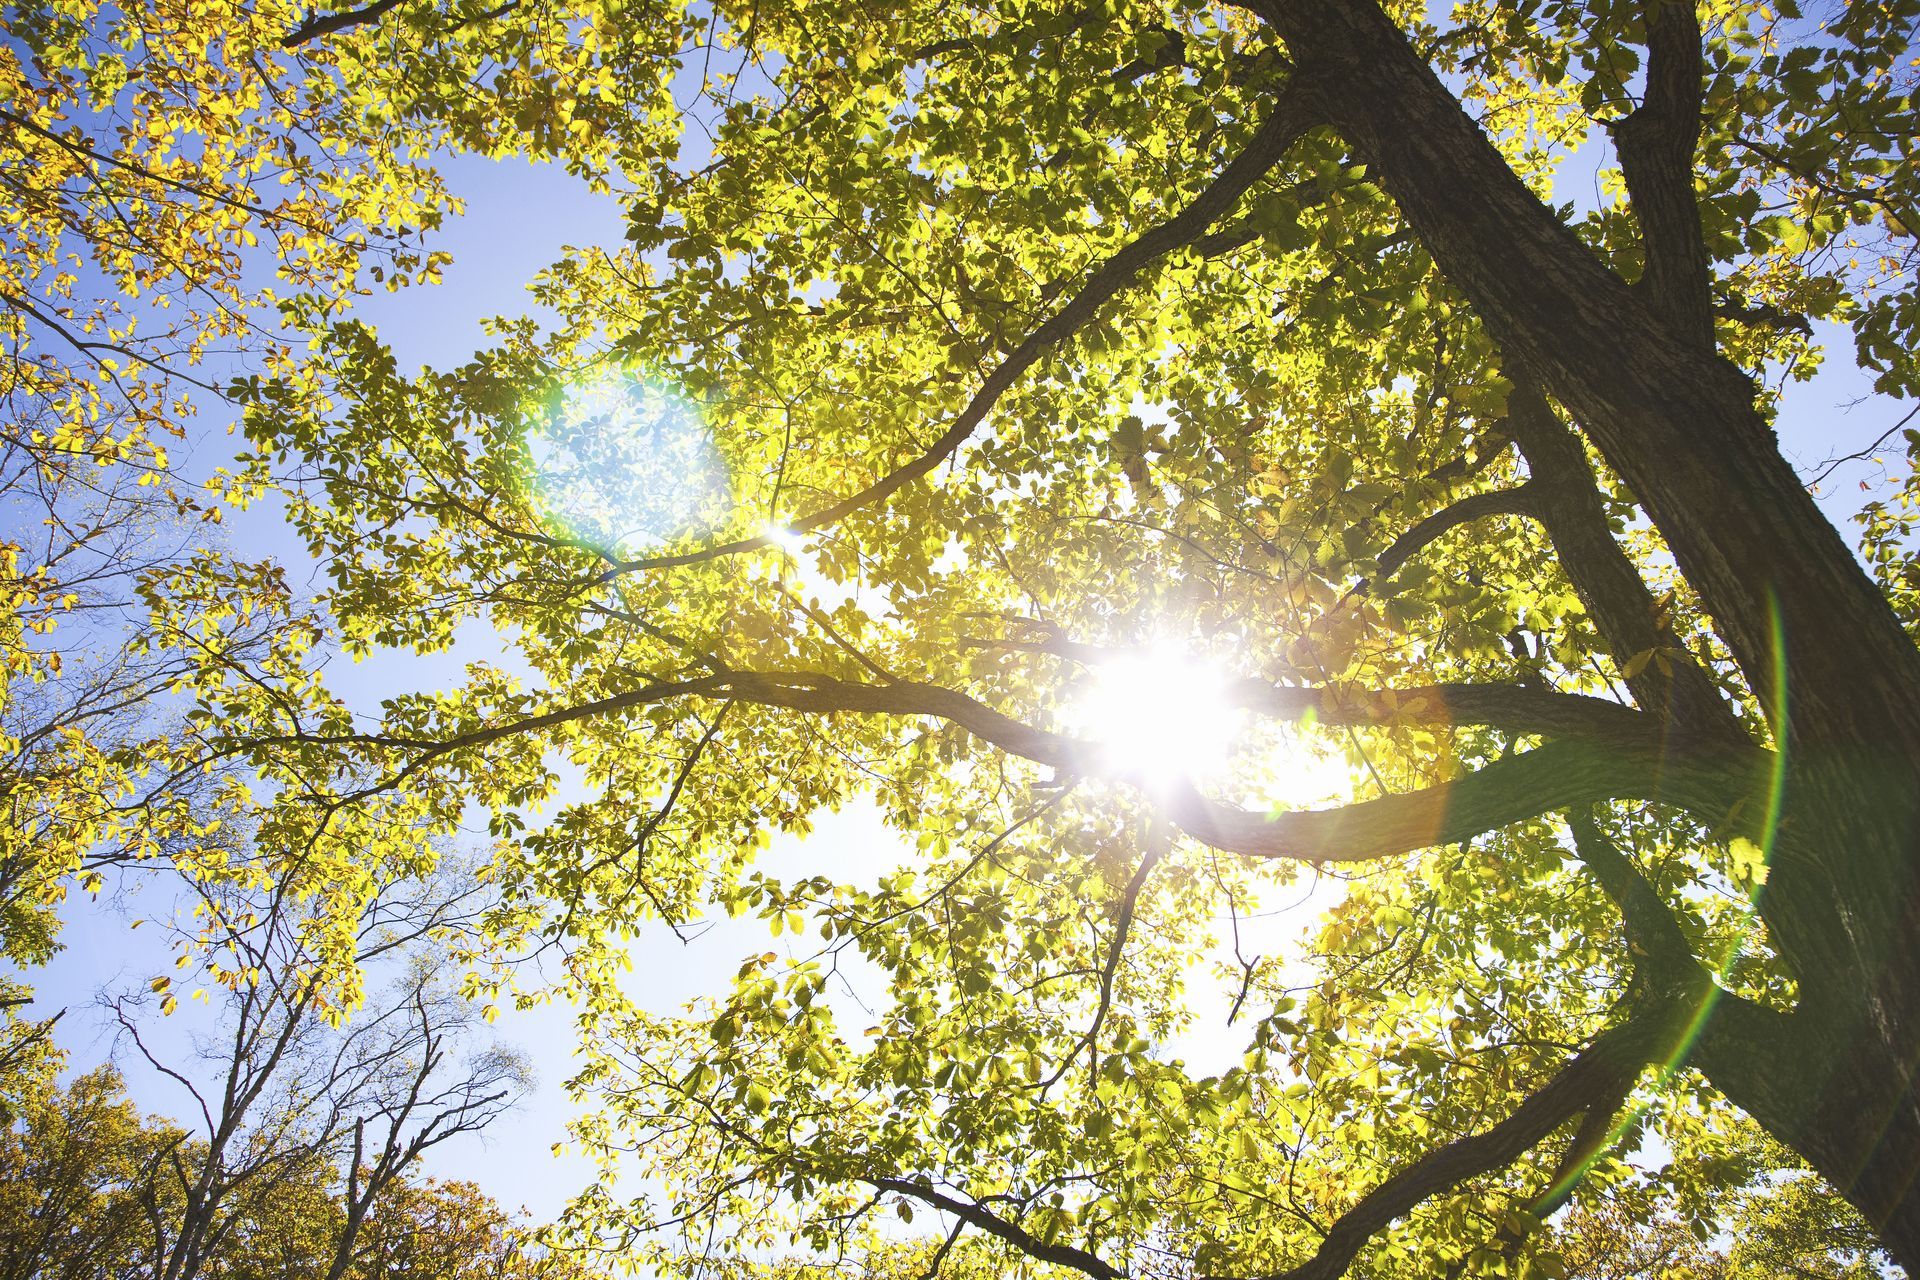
1547;591;1791;1209
531;373;729;553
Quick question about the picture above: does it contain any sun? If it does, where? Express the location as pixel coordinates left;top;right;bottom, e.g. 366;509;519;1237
1073;650;1357;807
1073;649;1244;788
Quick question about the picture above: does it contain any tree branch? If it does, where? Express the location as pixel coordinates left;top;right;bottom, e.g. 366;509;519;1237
1351;482;1540;593
1565;807;1697;978
1036;824;1165;1091
1206;1012;1665;1280
299;666;1765;867
1716;296;1813;337
868;1179;1125;1280
1502;382;1739;740
1165;736;1762;863
598;89;1322;578
1526;1073;1638;1221
1447;1071;1639;1280
281;0;408;45
958;635;1654;743
1608;1;1714;347
1230;679;1651;743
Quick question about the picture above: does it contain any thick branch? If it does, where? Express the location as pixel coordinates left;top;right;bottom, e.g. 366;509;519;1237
1166;736;1762;863
309;669;1763;866
706;672;1079;770
1502;383;1737;739
1527;1075;1637;1221
1562;814;1805;1217
1209;1014;1663;1280
1363;482;1539;587
958;634;1651;743
281;0;407;46
1565;808;1697;978
1609;2;1714;346
869;1179;1124;1280
1438;1072;1639;1280
1230;679;1651;743
601;91;1321;577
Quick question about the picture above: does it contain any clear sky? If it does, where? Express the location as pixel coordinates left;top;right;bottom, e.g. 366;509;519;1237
27;127;1918;1228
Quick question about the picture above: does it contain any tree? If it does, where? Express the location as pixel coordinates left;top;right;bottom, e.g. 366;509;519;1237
1723;1171;1891;1280
108;860;528;1280
12;0;1920;1275
349;1179;573;1280
0;0;662;1026
0;1065;174;1280
0;1068;550;1280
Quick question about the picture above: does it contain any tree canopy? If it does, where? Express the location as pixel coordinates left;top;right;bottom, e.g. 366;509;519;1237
7;0;1920;1277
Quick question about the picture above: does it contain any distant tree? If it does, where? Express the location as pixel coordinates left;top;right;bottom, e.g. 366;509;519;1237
1724;1171;1891;1280
1542;1144;1896;1280
1551;1202;1729;1280
0;1069;548;1280
110;863;527;1280
349;1179;560;1280
0;1066;173;1280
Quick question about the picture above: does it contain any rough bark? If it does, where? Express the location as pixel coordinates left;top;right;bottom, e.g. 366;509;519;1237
1501;384;1737;742
1610;0;1717;348
1256;0;1920;1264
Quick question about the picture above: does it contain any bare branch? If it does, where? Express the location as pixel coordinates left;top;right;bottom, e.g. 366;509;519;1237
1806;402;1920;490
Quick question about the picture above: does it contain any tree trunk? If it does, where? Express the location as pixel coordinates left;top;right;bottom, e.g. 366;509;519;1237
1259;0;1920;1259
1699;986;1920;1274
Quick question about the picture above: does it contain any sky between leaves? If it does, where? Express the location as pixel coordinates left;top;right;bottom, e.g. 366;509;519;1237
19;100;1914;1226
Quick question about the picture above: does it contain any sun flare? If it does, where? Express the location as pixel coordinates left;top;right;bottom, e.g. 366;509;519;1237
531;373;729;553
1073;650;1243;786
1074;651;1357;808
